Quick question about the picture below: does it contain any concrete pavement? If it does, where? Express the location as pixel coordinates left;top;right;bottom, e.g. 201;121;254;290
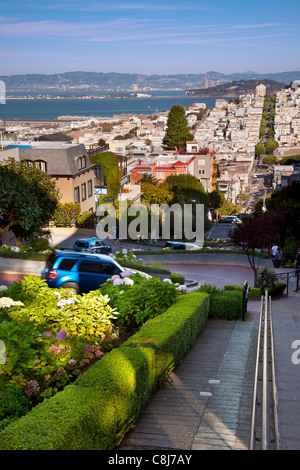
119;292;300;451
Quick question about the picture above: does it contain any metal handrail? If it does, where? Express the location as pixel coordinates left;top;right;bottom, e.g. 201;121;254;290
269;296;280;450
249;294;264;450
249;291;280;450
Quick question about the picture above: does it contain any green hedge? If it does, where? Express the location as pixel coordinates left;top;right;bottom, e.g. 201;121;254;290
170;273;185;285
209;291;243;320
224;282;286;298
0;292;209;450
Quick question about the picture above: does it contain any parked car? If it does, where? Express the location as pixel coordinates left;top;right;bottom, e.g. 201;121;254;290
164;241;201;250
72;237;111;254
41;250;150;294
218;216;241;224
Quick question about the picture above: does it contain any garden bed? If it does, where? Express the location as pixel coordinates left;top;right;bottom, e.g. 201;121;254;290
0;280;209;450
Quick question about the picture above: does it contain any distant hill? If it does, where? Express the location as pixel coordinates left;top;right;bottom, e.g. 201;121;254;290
185;79;286;98
1;71;299;93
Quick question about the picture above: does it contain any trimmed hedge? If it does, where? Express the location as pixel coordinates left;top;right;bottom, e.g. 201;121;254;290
0;292;209;450
170;273;185;285
209;291;243;320
224;282;286;298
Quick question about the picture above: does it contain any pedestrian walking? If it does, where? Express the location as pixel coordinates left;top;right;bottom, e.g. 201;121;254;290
275;247;282;268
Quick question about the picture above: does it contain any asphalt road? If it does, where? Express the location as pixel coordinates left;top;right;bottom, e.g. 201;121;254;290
166;263;255;288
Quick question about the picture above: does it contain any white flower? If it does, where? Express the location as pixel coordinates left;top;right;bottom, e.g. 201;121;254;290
0;297;24;309
177;285;187;292
122;249;128;254
123;277;134;286
111;275;121;281
10;246;20;252
57;298;77;307
0;286;8;292
132;254;137;258
53;291;61;300
113;278;124;286
163;279;172;283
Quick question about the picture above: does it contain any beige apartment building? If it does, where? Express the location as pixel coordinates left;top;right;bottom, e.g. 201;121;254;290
0;141;97;213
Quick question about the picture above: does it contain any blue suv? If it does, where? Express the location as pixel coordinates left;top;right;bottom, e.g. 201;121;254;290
72;237;111;254
41;250;124;294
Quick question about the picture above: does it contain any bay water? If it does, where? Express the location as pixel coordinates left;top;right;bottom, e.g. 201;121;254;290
0;92;227;120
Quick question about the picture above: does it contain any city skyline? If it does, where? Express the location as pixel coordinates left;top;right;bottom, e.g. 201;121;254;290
0;0;299;76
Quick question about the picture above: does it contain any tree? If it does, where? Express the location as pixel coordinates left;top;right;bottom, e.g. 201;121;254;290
255;142;266;157
141;182;173;205
230;211;284;284
209;190;222;221
263;155;277;165
0;158;60;245
162;105;193;150
265;138;279;155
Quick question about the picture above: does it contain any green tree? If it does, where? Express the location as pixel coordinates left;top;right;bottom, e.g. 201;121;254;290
0;158;60;246
141;182;173;205
162;105;193;150
263;155;277;165
209;190;222;220
255;142;266;157
265;138;279;155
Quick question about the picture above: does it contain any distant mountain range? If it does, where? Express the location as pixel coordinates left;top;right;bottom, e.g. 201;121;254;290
185;79;286;98
1;70;300;93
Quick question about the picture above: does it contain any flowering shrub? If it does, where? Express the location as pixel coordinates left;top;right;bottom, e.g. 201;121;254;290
0;276;119;409
110;249;144;266
99;272;179;326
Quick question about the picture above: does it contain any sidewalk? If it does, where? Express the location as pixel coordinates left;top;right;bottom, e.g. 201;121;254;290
118;301;260;450
119;292;300;451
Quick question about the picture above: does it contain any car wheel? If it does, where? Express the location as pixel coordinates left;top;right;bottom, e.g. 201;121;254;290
61;282;80;295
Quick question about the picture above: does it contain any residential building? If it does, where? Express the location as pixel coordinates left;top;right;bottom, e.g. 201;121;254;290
0;141;97;213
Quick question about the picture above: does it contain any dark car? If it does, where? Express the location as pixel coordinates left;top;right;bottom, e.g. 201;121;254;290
41;250;123;294
218;216;241;224
72;237;111;254
164;241;200;250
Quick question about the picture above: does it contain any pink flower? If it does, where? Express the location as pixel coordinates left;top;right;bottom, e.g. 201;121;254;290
43;331;52;337
57;367;65;375
25;380;40;397
68;359;77;366
56;330;67;341
95;350;104;358
121;269;133;278
48;345;61;354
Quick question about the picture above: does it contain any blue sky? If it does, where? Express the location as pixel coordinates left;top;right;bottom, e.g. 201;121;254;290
0;0;299;76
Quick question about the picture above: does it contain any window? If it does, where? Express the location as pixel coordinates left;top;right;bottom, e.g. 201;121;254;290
87;180;93;198
75;241;89;248
76;156;87;171
58;259;77;270
79;260;100;273
81;183;86;201
35;160;47;172
74;186;80;203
